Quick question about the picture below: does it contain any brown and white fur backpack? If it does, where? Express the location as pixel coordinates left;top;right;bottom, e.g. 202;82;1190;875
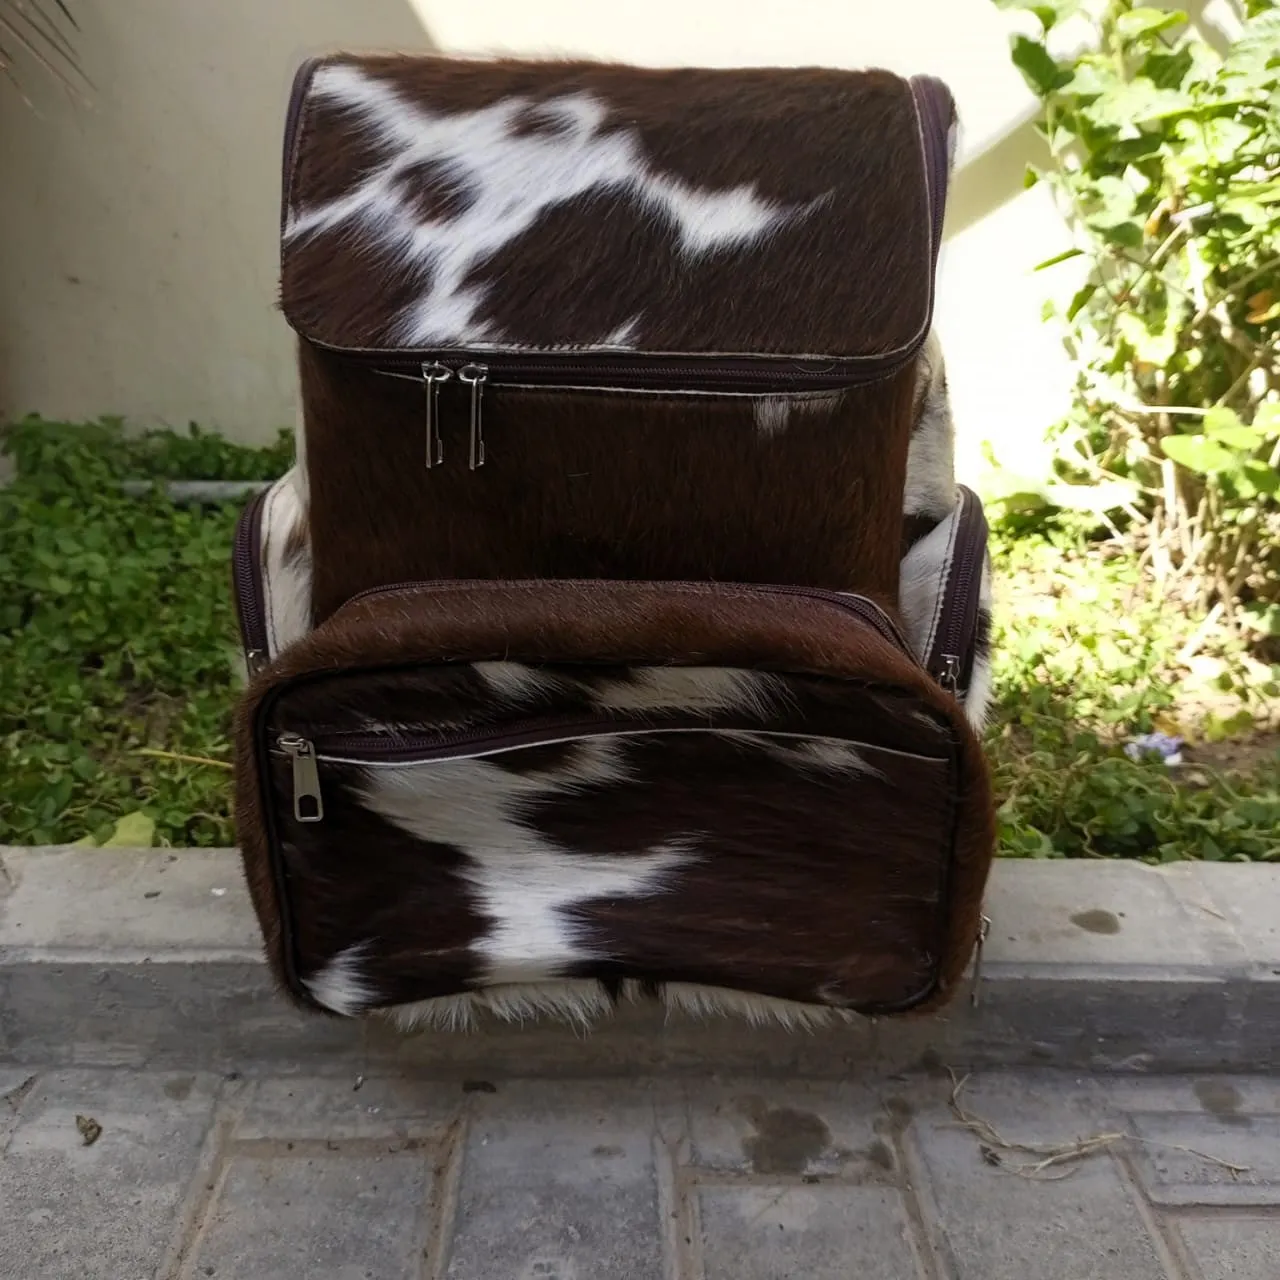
232;54;996;1032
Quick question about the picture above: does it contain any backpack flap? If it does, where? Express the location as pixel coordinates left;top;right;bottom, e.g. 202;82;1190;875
278;57;958;619
281;58;951;382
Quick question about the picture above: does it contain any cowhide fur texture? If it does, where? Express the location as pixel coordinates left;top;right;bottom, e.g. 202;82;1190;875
235;579;995;1033
277;56;953;621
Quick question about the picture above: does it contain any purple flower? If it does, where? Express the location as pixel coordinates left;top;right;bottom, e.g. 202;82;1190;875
1124;732;1184;765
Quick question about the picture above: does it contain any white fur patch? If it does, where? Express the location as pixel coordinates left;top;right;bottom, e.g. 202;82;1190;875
473;660;564;704
753;396;790;437
359;741;693;984
261;468;312;657
904;330;957;522
661;982;856;1030
289;64;824;347
386;978;614;1032
380;976;865;1033
720;731;879;777
591;666;782;719
304;943;379;1015
898;510;958;666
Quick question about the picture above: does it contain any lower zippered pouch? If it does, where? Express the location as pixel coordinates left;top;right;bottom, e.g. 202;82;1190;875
234;578;994;1027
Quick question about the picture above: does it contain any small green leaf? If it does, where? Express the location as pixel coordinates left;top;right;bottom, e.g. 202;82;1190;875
1024;164;1042;189
1010;35;1073;96
1033;247;1084;271
1144;46;1194;90
102;811;157;849
1067;282;1098;321
1160;434;1238;474
1212;425;1264;451
1254;403;1280;438
1104;220;1146;249
1241;462;1280;495
1203;407;1245;436
1241;603;1280;638
1116;7;1187;40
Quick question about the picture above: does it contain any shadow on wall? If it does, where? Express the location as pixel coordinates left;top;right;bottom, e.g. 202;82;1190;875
0;0;434;442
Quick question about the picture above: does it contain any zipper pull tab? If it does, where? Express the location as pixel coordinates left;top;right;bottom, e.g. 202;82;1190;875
279;733;324;823
459;364;488;469
422;362;451;469
970;913;992;1008
938;653;960;696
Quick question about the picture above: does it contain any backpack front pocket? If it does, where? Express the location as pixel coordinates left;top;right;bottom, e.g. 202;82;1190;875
235;579;994;1021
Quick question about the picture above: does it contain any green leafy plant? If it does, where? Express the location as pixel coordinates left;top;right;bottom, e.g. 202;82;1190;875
0;418;291;847
996;0;1280;632
986;518;1280;859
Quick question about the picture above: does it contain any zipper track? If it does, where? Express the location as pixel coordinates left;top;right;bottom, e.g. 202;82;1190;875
232;486;271;674
341;348;908;394
335;578;912;657
926;486;989;692
274;720;954;769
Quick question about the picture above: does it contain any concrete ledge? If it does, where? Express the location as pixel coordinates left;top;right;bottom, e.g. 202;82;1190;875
2;846;1278;1073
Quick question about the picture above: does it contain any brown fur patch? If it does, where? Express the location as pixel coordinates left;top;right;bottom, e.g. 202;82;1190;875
301;351;916;624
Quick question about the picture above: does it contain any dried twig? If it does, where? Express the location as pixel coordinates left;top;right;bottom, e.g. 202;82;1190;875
947;1071;1251;1182
133;748;233;771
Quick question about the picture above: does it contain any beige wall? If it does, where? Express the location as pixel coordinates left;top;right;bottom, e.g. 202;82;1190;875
0;0;1086;486
0;0;434;445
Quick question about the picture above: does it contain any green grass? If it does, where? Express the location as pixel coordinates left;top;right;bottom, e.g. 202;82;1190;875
987;522;1280;861
0;418;290;847
1;416;1277;854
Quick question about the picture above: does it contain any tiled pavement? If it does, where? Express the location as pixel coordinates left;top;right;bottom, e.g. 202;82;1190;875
2;1067;1278;1279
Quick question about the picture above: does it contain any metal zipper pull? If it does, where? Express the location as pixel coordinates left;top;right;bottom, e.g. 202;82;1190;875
459;364;488;469
246;648;267;678
939;653;960;696
278;733;324;823
970;913;992;1008
421;362;451;469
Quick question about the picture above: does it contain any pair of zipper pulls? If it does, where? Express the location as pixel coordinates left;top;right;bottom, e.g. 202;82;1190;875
423;362;488;470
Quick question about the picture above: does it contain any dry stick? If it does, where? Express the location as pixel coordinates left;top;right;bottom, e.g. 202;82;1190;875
134;748;233;772
947;1071;1250;1182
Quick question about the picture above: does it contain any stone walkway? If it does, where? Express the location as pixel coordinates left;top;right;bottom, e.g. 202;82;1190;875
2;1067;1277;1279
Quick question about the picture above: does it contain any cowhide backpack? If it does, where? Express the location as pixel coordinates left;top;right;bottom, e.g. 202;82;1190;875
232;54;996;1031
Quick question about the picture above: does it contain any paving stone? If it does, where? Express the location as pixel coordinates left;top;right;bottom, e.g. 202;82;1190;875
1196;864;1280;966
1101;1075;1280;1117
986;859;1244;969
237;1073;461;1141
0;1069;219;1280
910;1073;1169;1280
443;1082;663;1280
685;1079;896;1178
1177;1216;1280;1280
698;1185;922;1280
188;1149;435;1279
1125;1114;1280;1206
